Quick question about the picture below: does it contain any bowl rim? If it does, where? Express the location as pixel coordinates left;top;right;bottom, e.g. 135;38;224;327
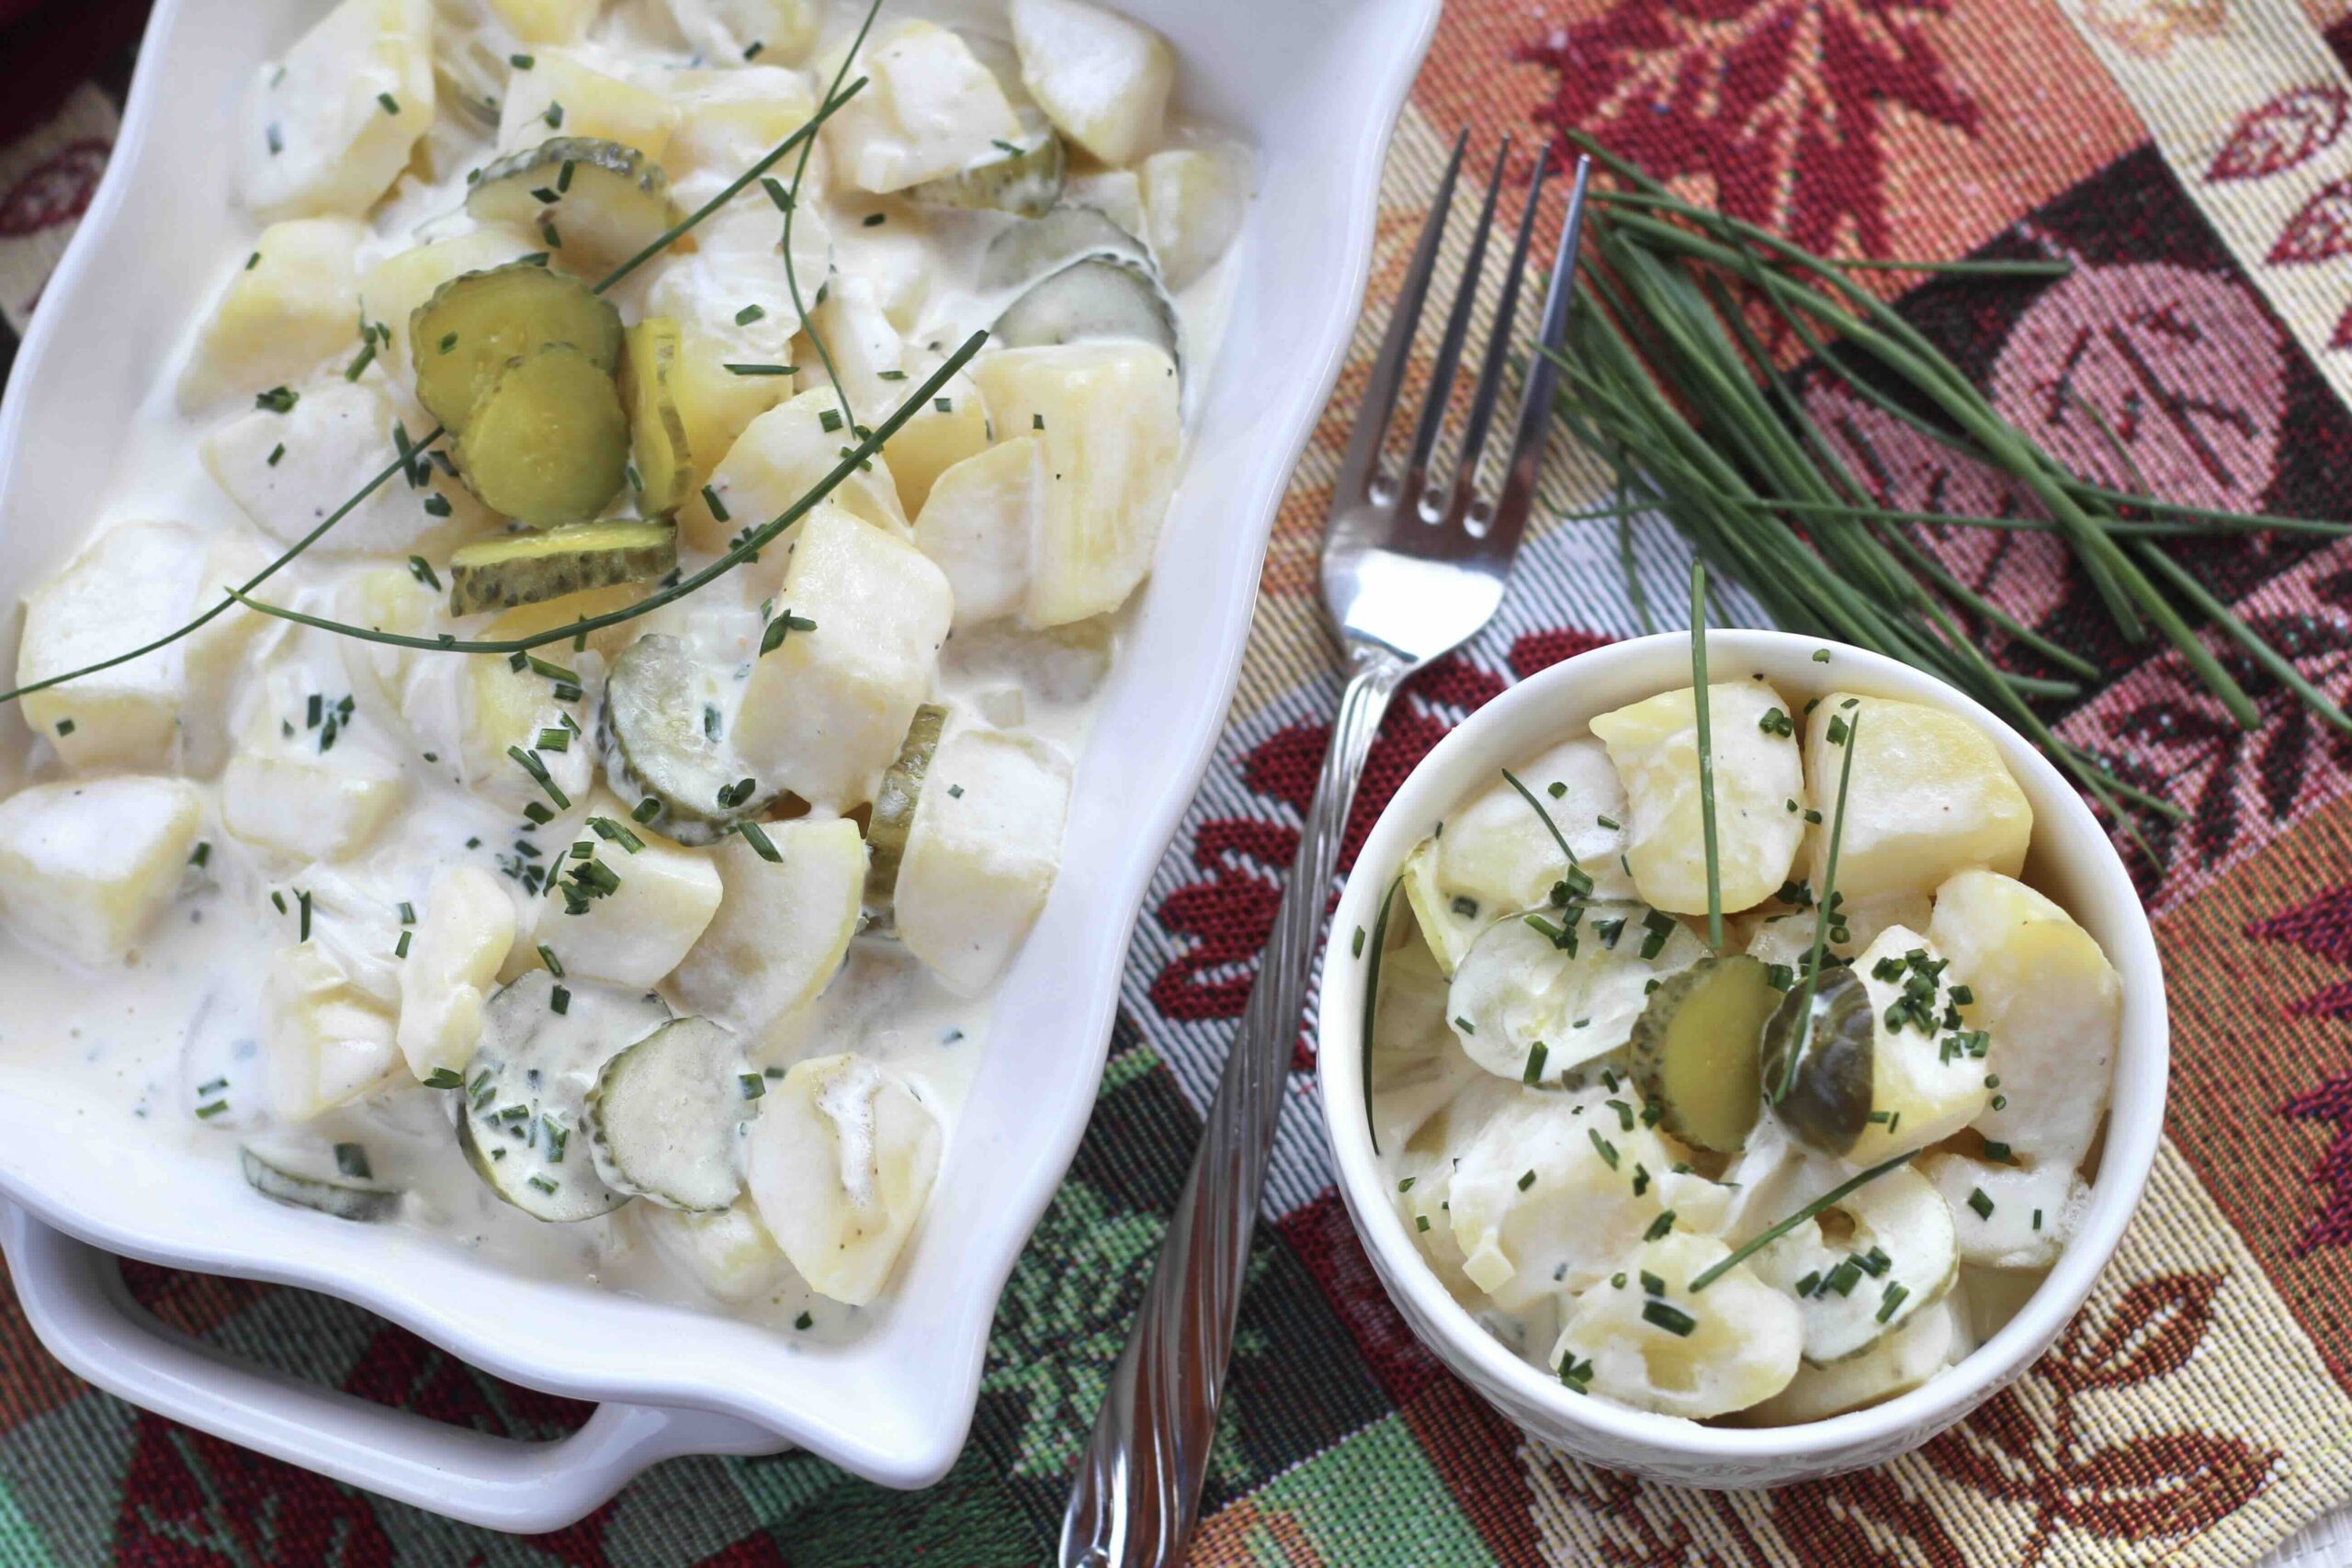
1315;627;2168;1461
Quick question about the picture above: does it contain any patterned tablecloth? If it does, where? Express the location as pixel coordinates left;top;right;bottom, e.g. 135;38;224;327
11;0;2352;1562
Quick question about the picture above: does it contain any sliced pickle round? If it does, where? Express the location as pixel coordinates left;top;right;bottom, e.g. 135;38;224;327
410;260;622;434
447;519;675;615
239;1146;399;1223
582;1015;753;1212
453;344;629;525
1628;953;1775;1153
907;129;1066;218
458;971;671;1223
599;633;780;845
862;702;946;929
619;315;693;515
466;137;681;272
1758;964;1875;1156
978;204;1152;293
991;257;1180;368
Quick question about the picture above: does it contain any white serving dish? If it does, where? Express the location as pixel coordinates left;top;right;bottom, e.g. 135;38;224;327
0;0;1442;1529
1317;631;2168;1488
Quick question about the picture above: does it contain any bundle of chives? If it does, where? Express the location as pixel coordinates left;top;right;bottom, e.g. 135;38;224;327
1549;130;2352;843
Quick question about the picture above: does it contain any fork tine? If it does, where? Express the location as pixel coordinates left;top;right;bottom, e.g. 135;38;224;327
1398;138;1510;509
1479;153;1592;558
1444;151;1551;527
1333;130;1468;503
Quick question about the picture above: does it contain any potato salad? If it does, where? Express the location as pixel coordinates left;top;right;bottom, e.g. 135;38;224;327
0;0;1248;1333
1368;665;2120;1425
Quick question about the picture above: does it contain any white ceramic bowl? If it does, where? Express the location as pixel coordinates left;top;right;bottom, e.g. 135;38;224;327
0;0;1442;1529
1316;630;2167;1488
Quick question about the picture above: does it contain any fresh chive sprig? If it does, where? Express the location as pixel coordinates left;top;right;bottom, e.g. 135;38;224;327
1775;708;1860;1103
1689;562;1722;949
1689;1147;1916;1292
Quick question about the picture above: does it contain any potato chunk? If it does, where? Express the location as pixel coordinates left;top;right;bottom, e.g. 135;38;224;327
396;865;517;1080
880;361;989;516
1928;868;2119;1171
1010;0;1172;166
664;64;819;180
674;816;866;1037
1841;924;1991;1163
497;51;679;162
239;0;435;221
626;1199;792;1303
1404;739;1637;973
202;379;490;557
1547;1232;1801;1419
1446;1086;1730;1310
538;800;722;987
1919;1152;2088;1270
487;0;596;44
747;1053;943;1305
968;342;1181;626
179;218;366;412
821;20;1022;193
0;777;201;965
896;726;1072;995
1804;694;2030;904
681;387;909;552
221;716;406;864
733;503;953;808
264;942;402;1120
1736;1296;1969;1426
17;521;206;772
1142;146;1249;289
1590;682;1804;917
911;434;1041;627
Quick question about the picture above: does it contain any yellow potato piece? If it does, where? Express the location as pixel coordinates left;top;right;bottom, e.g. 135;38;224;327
1804;693;2030;904
1589;682;1804;916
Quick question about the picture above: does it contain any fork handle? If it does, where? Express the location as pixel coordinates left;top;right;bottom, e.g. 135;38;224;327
1060;645;1408;1568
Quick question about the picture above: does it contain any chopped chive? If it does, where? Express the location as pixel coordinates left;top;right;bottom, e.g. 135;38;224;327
195;1100;230;1120
1521;1041;1548;1085
1643;1210;1678;1241
1517;1168;1537;1191
507;745;571;809
1641;1300;1696;1337
1967;1188;1995;1220
736;820;782;862
550;985;571;1015
725;363;793;377
1876;1281;1911;1323
424;1067;465;1089
510;52;533;67
255;386;298;413
377;91;400;115
1589;1129;1619;1168
297;887;311;941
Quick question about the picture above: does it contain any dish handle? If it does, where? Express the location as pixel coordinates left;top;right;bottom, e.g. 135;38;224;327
0;1202;786;1532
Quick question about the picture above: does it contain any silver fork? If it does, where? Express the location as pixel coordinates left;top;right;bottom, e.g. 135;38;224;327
1059;139;1593;1568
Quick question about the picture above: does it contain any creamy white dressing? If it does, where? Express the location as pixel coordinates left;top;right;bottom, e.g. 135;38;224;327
0;0;1247;1339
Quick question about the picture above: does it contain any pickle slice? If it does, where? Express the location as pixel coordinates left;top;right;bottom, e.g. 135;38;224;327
619;316;693;516
1628;953;1774;1153
908;129;1066;218
863;702;946;927
410;261;622;434
447;520;676;615
600;633;780;844
466;137;683;272
458;971;672;1223
991;257;1180;368
582;1016;753;1212
979;204;1153;293
239;1146;399;1223
1758;964;1875;1156
453;344;629;525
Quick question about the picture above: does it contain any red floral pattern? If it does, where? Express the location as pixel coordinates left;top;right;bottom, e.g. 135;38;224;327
2208;85;2351;184
1515;0;1978;257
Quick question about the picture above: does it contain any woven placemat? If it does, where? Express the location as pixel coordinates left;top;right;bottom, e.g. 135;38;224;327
7;1;2352;1562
